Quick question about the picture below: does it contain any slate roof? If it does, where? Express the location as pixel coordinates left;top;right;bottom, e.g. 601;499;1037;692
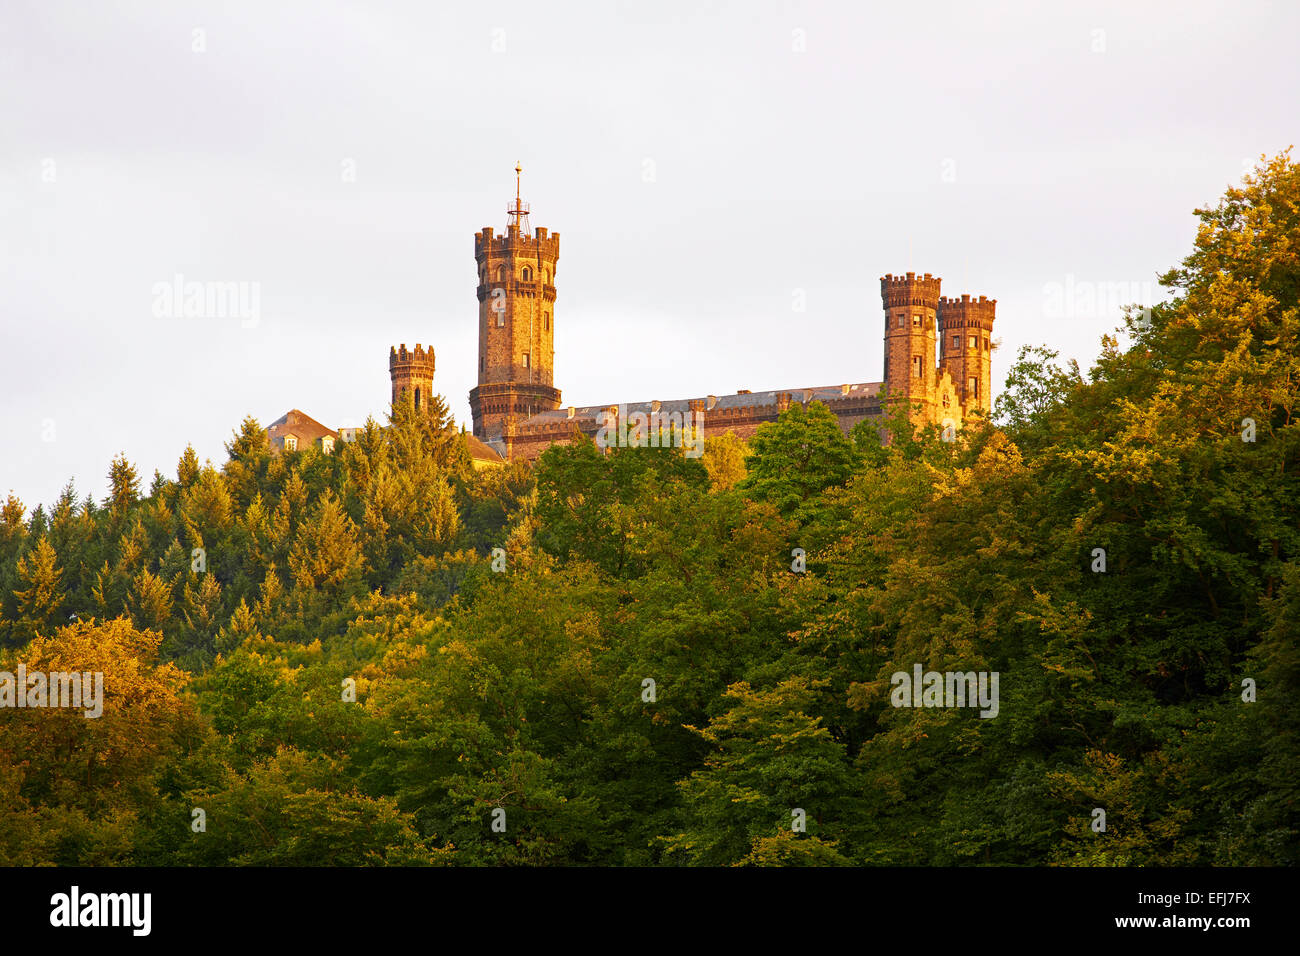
518;382;883;426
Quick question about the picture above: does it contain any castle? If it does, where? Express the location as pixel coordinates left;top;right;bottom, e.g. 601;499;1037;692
272;169;996;463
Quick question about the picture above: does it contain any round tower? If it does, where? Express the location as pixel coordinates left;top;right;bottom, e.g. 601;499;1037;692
389;343;435;412
881;272;941;424
469;165;562;439
938;294;996;417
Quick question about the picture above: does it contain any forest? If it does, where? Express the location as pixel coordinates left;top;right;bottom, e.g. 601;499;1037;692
0;153;1296;866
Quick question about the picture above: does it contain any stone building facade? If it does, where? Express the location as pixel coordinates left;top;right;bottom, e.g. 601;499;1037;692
386;175;997;463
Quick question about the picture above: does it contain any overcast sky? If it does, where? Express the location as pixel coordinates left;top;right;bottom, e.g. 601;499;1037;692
2;0;1296;511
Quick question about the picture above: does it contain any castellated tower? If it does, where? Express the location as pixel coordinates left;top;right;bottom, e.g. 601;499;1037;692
881;272;941;424
938;294;996;417
469;165;562;440
389;343;435;412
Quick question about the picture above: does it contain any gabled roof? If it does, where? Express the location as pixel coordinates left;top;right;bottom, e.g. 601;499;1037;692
267;409;339;445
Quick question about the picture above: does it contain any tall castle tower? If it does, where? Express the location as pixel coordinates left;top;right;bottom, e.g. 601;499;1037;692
389;343;435;412
938;294;996;417
881;272;941;424
469;165;562;440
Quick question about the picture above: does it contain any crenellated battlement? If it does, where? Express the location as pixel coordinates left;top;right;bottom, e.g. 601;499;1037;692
389;343;435;370
881;272;942;309
474;226;561;261
938;294;997;330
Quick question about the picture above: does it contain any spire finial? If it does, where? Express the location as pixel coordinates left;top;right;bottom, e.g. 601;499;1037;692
508;162;530;233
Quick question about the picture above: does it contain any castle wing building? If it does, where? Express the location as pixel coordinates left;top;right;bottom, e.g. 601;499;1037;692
386;169;999;462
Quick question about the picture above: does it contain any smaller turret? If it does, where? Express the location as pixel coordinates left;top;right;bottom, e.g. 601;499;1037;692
937;294;996;416
389;343;435;412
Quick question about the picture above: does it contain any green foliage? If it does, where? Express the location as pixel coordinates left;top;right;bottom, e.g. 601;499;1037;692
0;153;1296;865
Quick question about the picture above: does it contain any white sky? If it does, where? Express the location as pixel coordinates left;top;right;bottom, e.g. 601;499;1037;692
2;0;1296;511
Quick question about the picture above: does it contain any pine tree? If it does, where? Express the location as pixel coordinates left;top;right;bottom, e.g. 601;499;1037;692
105;452;141;515
176;445;201;488
13;538;64;639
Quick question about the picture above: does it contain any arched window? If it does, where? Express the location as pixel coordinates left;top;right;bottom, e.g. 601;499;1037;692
415;387;422;411
522;266;532;281
496;266;505;281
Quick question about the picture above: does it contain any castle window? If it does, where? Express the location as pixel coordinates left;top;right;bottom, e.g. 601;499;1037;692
913;355;923;378
481;357;485;372
496;266;505;281
545;312;550;331
522;266;532;281
952;335;960;349
284;436;297;451
984;336;990;351
969;336;977;349
897;315;905;328
968;377;979;399
415;387;422;411
496;307;505;328
913;315;921;327
523;353;530;368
